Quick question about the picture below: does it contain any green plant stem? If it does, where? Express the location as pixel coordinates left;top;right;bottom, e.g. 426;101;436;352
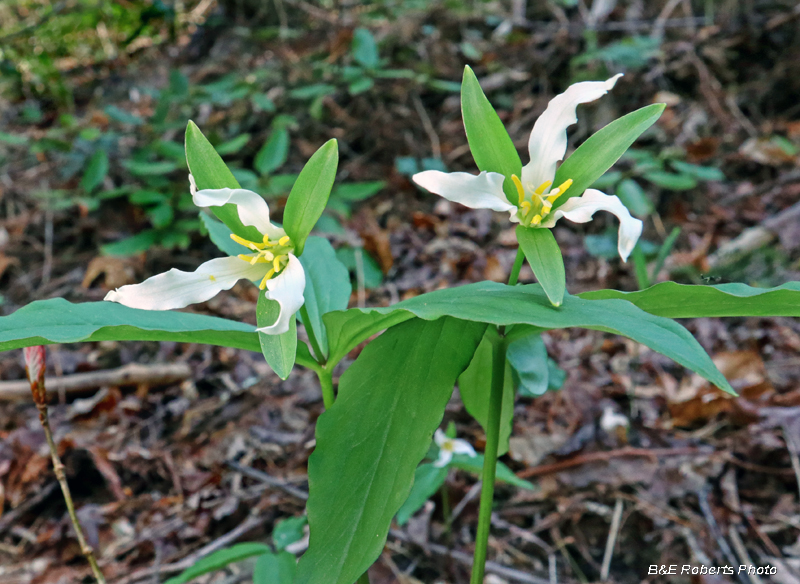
318;367;335;410
470;333;507;584
299;304;325;363
508;247;525;286
357;572;370;584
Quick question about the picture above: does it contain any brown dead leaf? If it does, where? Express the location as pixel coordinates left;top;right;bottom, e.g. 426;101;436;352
82;256;139;290
685;137;719;162
0;252;19;280
353;208;393;273
739;137;797;166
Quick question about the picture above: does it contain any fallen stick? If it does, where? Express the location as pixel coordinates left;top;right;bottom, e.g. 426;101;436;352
0;362;191;402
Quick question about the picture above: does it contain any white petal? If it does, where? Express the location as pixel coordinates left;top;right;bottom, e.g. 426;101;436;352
413;170;517;214
541;189;643;261
450;439;477;457
256;254;306;335
434;429;448;447
522;74;623;189
104;256;267;310
433;449;453;468
193;188;285;240
188;173;197;196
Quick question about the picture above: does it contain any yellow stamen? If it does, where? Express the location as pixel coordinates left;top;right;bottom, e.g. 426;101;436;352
259;268;276;290
534;180;552;195
519;200;532;212
547;178;573;203
273;256;282;273
230;233;264;251
531;214;542;226
510;174;526;203
279;235;291;246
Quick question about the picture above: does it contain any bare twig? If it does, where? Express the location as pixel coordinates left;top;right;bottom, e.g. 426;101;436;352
24;347;106;584
411;92;441;160
225;461;309;500
600;498;624;580
0;362;192;401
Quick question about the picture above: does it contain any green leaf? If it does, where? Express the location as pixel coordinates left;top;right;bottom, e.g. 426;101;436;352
352;28;380;69
273;516;307;551
257;292;297;380
105;105;143;126
643;170;697;190
578;282;800;318
199;213;250;257
460;66;522;204
0;298;261;353
670;160;724;181
449;454;534;490
516;226;566;307
615;178;653;217
396;463;448;526
164;543;270;584
255;128;290;175
122;160;178;176
321;282;735;394
331;181;385;202
298;237;351;359
215;133;251;156
296;317;486;584
254;552;297;584
81;150;109;192
283;139;338;256
507;332;550;397
185;121;261;241
554;103;665;206
0;131;29;146
101;230;159;256
458;328;514;456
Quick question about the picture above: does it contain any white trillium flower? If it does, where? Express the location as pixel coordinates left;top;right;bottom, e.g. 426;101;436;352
104;176;306;335
433;429;477;468
413;74;643;261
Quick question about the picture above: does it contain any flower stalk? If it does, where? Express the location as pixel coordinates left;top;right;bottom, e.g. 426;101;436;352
24;346;107;584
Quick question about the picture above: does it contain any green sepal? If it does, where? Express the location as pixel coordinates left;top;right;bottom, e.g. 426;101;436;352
256;291;297;380
554;103;665;206
461;66;522;204
516;226;566;307
185;120;262;241
283;139;338;256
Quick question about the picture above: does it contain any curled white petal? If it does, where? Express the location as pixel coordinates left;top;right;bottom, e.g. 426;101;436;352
522;74;623;189
189;173;197;196
541;188;643;262
193;188;285;240
104;256;268;310
434;429;448;447
256;254;306;335
450;438;477;457
433;449;453;468
413;170;517;216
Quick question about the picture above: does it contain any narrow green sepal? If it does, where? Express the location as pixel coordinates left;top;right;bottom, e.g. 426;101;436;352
185;121;262;241
516;226;566;307
256;291;297;380
283;139;339;256
461;66;522;204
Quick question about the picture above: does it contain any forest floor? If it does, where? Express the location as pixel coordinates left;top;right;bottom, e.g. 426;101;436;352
1;2;800;583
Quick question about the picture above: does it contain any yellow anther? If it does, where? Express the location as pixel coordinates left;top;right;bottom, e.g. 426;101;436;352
534;180;552;195
273;256;282;273
209;275;217;282
230;233;264;251
263;234;271;244
531;214;542;225
547;178;574;203
519;200;532;212
238;254;251;262
279;235;291;246
259;269;276;290
510;174;526;203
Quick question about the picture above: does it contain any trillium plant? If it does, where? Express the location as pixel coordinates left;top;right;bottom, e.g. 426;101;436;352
5;67;800;584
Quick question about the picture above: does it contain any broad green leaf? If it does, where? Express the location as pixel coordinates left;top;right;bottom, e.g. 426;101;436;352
199;213;249;257
643;170;697;190
458;328;514;456
257;292;297;380
331;181;385;202
273;516;308;551
296;317;486;584
0;298;261;353
185;121;261;241
298;237;351;359
122;160;178;176
101;230;158;256
517;226;566;307
578;282;800;318
105;105;143;126
254;552;296;584
351;28;380;69
163;543;270;584
670;160;724;181
283;139;338;256
449;453;534;490
81;150;109;192
507;332;550;397
461;66;522;204
255;128;290;175
554;103;665;206
396;463;448;526
615;178;653;217
215;133;251;156
321;282;735;394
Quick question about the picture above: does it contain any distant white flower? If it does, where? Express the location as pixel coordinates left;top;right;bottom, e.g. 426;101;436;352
433;429;477;467
600;406;629;432
104;177;305;335
413;74;643;261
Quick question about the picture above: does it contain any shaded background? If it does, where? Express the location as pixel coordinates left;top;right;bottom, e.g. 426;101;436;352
1;1;799;583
